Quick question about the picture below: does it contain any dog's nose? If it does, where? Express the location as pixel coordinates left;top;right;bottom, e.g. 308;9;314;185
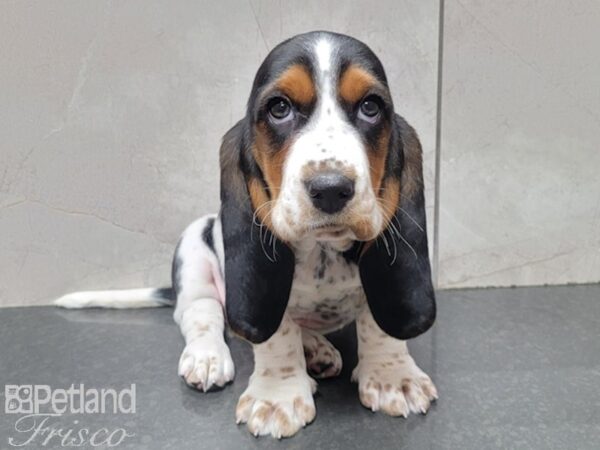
305;173;355;214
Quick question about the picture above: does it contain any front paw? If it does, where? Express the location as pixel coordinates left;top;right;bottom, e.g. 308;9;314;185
352;357;437;417
178;337;235;392
303;334;343;379
236;369;317;438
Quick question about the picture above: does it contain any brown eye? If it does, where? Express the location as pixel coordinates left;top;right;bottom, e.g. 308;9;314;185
359;98;380;119
268;98;293;122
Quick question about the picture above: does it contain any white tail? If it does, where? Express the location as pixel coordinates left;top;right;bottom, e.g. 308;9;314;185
54;288;173;309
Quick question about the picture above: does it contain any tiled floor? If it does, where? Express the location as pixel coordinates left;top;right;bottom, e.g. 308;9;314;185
1;284;599;449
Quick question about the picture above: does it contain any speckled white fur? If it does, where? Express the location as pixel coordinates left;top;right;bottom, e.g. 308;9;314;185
236;315;317;438
171;210;435;437
352;306;438;416
287;237;364;334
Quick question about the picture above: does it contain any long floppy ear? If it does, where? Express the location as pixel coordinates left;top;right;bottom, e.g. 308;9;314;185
358;114;436;340
219;120;295;344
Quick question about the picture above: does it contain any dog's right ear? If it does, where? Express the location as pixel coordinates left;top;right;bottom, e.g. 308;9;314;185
219;120;295;344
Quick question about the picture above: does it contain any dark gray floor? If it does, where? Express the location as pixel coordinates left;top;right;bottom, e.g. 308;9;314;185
1;284;599;449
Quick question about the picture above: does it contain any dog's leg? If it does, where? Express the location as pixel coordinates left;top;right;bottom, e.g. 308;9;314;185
236;315;317;438
302;328;342;379
176;299;234;391
352;306;437;417
173;217;234;392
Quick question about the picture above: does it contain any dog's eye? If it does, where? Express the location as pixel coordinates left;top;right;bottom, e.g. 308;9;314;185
268;98;293;122
358;96;381;123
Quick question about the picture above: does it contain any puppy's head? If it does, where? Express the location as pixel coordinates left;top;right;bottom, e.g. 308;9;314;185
246;32;401;245
221;32;435;343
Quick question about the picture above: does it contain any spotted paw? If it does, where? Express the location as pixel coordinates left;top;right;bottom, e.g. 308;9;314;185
236;368;317;438
178;336;235;392
302;330;342;379
352;357;437;417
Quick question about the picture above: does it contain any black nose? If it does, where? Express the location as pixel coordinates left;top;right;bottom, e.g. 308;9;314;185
305;173;355;214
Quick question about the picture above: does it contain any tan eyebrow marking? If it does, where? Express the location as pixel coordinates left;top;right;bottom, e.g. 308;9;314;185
338;65;380;104
275;64;315;105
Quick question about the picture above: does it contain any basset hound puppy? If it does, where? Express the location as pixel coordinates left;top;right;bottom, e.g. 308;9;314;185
56;31;437;438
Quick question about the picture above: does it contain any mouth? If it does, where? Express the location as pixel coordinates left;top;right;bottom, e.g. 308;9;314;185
312;224;352;240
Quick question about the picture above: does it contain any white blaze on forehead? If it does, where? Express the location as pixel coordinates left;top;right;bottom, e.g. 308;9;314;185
315;38;332;73
295;37;369;176
281;35;372;195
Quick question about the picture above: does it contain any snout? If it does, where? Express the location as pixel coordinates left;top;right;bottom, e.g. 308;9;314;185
304;172;355;214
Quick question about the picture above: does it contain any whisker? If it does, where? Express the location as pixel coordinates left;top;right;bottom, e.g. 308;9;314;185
376;198;418;260
386;228;398;266
377;196;423;233
250;199;279;262
379;230;392;258
397;230;418;259
261;208;278;262
376;198;402;234
271;231;277;260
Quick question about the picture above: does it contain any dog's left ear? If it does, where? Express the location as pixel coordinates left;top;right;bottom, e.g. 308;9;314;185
358;114;436;340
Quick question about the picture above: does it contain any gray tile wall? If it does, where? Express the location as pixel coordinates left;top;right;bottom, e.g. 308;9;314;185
1;1;598;306
437;0;600;288
0;1;439;306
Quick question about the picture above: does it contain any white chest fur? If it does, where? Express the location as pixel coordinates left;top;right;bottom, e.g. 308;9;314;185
286;239;365;333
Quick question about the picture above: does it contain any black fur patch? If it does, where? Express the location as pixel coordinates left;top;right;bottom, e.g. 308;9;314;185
313;248;328;280
154;287;175;302
171;238;183;298
202;217;215;252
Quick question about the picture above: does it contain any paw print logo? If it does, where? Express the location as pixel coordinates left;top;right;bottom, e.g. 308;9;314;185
5;385;33;414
